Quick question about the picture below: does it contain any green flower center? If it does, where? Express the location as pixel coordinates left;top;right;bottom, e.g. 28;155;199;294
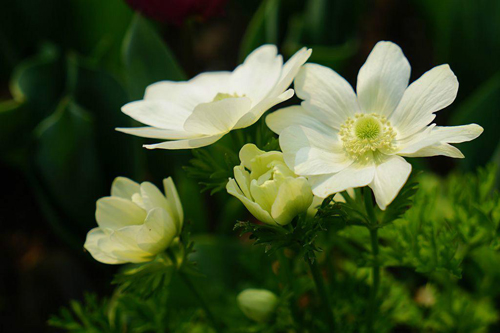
355;116;381;140
339;113;396;160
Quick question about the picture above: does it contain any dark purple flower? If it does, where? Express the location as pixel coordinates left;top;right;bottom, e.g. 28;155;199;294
125;0;228;25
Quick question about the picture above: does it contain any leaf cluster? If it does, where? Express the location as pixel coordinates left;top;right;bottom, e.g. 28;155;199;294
379;164;500;277
235;209;340;263
48;293;119;333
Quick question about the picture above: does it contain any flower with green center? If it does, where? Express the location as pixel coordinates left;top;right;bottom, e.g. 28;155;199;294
266;41;483;210
237;289;279;323
226;144;313;226
84;177;183;264
117;45;311;150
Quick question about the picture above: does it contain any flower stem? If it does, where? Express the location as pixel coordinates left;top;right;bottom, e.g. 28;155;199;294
277;249;301;322
368;228;380;332
179;271;220;331
363;187;377;225
363;187;380;332
166;249;220;331
308;258;335;331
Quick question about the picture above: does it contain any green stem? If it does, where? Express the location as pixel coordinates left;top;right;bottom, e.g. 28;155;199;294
364;187;377;225
363;187;380;332
368;228;380;333
166;249;220;331
277;249;300;322
179;271;220;331
308;258;335;331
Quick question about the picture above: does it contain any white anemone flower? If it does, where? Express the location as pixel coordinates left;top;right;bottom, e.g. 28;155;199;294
117;45;311;150
266;41;483;210
84;177;183;264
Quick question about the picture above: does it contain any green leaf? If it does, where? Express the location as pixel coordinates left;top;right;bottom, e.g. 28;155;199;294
34;97;105;230
66;0;133;75
380;178;419;225
375;166;500;277
113;254;175;299
303;0;363;45
49;293;121;332
10;44;65;121
304;0;329;44
71;56;145;180
283;15;358;70
122;14;186;99
423;285;498;332
239;0;281;62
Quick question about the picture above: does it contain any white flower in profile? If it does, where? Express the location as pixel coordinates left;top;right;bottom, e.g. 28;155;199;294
84;177;183;264
117;45;311;150
266;41;483;210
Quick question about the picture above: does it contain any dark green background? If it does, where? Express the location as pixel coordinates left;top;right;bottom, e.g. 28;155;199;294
0;0;498;331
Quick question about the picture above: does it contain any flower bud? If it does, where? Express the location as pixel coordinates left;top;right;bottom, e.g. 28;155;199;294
84;177;183;264
237;289;278;323
227;144;313;226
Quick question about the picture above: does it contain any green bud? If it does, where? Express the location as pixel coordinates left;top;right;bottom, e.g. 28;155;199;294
227;144;313;226
237;289;279;323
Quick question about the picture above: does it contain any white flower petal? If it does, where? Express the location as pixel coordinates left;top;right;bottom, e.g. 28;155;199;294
266;105;335;135
397;124;483;155
136;208;177;254
357;41;411;116
231;45;283;104
140;181;169;212
111;177;140;200
308;162;376;198
295;63;360;130
104;226;154;263
121;100;192;130
279;125;351;175
233;89;294;129
226;178;276;225
84;228;125;264
184;97;252;135
369;155;412;210
271;177;313;226
95;197;146;230
401;143;464;158
390;64;459;139
144;71;232;110
116;126;200;140
143;134;224;150
294;146;353;176
163;177;184;232
270;47;312;97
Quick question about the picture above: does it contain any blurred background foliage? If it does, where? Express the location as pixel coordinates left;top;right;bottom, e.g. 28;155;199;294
0;0;499;331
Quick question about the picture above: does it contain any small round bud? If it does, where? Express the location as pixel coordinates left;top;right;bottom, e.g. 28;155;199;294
237;289;279;323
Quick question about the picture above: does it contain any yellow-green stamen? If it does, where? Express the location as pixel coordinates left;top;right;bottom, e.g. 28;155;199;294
339;113;396;160
213;92;242;102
